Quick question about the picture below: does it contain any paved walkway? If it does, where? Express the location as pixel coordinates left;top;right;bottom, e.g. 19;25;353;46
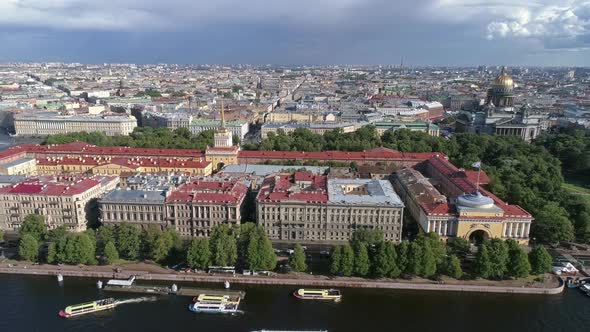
0;266;564;295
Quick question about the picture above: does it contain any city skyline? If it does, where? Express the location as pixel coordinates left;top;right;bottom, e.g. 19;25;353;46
1;0;589;66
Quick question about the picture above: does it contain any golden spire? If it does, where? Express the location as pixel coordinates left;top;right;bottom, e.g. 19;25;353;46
220;97;225;129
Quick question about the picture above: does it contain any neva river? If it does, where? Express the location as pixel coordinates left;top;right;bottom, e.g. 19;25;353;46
1;274;588;332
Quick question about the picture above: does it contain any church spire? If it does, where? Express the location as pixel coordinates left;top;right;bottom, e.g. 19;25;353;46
220;97;225;129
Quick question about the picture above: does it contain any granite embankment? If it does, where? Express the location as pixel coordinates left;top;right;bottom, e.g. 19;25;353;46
0;264;564;295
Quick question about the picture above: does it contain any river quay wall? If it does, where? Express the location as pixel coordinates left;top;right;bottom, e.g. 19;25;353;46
0;266;564;295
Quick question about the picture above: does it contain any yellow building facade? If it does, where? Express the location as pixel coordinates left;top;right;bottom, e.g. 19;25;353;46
0;158;38;175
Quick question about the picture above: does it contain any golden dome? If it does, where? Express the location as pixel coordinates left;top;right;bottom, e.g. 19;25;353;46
493;67;514;88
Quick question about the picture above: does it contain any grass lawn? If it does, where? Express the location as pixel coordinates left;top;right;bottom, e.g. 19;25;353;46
562;181;590;205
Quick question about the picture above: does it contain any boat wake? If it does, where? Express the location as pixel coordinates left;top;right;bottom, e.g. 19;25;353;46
117;296;158;305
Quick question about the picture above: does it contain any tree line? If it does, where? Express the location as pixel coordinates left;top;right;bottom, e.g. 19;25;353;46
17;214;553;281
328;230;552;280
16;214;280;272
43;127;216;150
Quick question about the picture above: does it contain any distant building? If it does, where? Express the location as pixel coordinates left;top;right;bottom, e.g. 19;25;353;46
14;111;137;136
36;156;212;176
260;122;365;139
256;172;404;243
0;175;118;232
141;111;250;139
373;121;440;137
455;67;549;142
0;157;37;175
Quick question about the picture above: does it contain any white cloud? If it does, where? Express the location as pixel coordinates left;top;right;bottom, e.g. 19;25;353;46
427;0;590;48
485;2;590;41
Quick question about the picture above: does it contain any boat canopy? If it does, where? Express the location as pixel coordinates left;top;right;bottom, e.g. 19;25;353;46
106;276;135;286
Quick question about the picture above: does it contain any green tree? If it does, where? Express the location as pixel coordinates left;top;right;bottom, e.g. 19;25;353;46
373;241;393;278
406;241;423;276
20;214;47;242
445;255;463;279
289;244;307;272
47;225;68;242
142;226;178;263
96;225;116;255
47;242;57;263
396;241;409;273
116;223;141;260
351;228;384;247
373;242;400;278
187;238;211;269
574;212;590;243
209;225;238;266
487;239;509;279
420;240;438;278
529;246;553;275
340;245;355;276
18;234;39;261
423;232;446;266
141;225;161;259
506;239;531;278
508;247;531;278
474;243;493;279
244;226;276;271
531;203;574;244
104;241;119;264
353;243;370;277
330;246;342;275
447;237;471;257
55;233;97;265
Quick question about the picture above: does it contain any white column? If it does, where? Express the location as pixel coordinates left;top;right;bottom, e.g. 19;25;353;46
525;223;530;238
508;223;513;237
437;220;442;235
520;223;526;238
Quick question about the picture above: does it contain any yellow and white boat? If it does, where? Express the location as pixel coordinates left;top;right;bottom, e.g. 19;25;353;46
293;289;342;302
59;298;117;318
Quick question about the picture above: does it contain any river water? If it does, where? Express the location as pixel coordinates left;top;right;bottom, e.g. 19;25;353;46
1;274;588;332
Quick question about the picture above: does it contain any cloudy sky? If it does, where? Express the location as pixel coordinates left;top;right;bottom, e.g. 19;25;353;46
1;0;589;65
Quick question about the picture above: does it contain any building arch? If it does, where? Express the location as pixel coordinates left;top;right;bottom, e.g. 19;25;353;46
466;228;492;245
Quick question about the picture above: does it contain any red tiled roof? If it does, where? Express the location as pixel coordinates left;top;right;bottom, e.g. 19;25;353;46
166;179;247;204
423;156;532;219
464;170;491;185
257;173;328;204
35;155;210;170
21;141;202;159
0;176;106;196
238;148;440;162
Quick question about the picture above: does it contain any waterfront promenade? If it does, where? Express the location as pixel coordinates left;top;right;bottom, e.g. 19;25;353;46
0;263;564;295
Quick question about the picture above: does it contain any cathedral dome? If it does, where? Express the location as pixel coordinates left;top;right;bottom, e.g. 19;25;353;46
493;67;514;89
